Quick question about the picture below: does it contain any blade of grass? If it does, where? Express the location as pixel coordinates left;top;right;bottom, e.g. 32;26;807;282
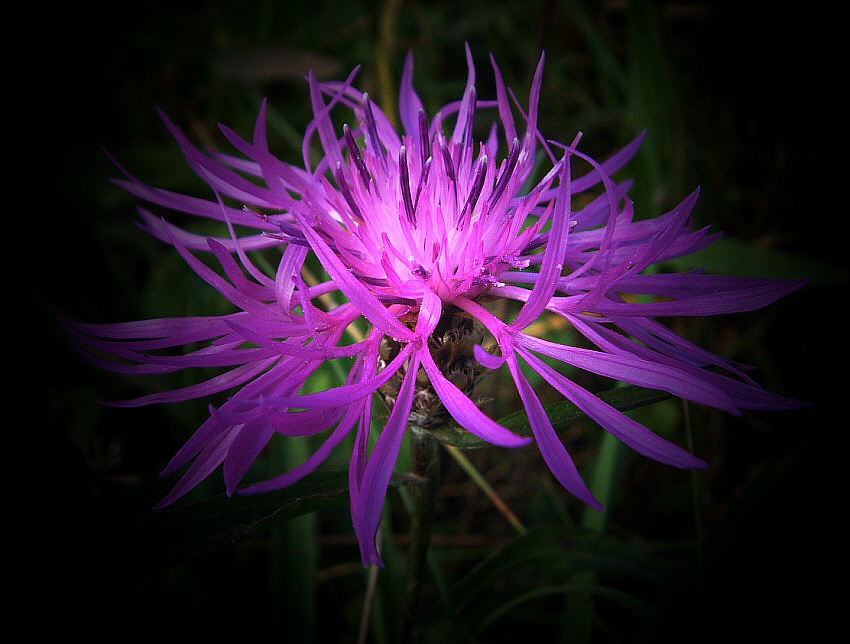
480;583;661;638
446;444;527;535
271;436;319;642
626;0;683;211
562;0;628;106
562;431;626;643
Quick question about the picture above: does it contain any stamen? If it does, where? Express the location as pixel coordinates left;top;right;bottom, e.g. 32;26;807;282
362;93;386;168
265;219;312;247
414;156;432;209
343;124;371;188
462;85;477;149
412;265;431;279
334;162;364;222
521;232;548;254
353;272;391;287
488;137;521;207
376;295;419;306
242;204;268;222
507;255;531;269
275;221;309;241
398;145;416;226
263;231;311;247
439;135;456;186
472;274;505;287
418;109;430;170
457;154;488;229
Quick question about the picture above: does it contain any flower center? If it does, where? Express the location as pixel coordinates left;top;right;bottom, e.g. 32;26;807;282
378;305;490;429
328;99;532;304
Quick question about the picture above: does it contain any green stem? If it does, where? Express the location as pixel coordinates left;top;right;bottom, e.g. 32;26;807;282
394;427;441;644
358;562;381;644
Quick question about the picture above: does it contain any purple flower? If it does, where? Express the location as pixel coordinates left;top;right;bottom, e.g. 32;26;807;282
68;46;804;566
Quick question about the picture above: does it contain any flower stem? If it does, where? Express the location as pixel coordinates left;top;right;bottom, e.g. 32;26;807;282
395;427;441;644
357;563;380;644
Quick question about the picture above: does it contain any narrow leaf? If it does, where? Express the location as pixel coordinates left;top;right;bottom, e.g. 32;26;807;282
114;470;424;571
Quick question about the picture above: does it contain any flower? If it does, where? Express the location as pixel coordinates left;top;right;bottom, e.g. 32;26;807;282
68;46;805;566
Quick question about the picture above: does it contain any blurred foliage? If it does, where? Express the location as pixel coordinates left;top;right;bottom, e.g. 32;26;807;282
32;1;840;643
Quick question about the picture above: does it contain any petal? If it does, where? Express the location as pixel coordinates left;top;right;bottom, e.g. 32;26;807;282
523;51;546;146
473;344;504;370
223;418;275;495
303;66;361;172
505;353;601;509
154;423;242;508
164;226;284;320
223;318;368;360
348;401;372;511
268;342;413;409
65;314;235;341
106;358;278;407
348;338;382;509
398;51;425;138
571;131;645;194
420;347;530;448
275;244;309;317
157;110;284;209
297;216;415;342
517;333;740;414
590;278;807;317
511;151;570;330
353;352;421;566
415;287;443;336
450;43;478;145
519;348;707;470
240;400;363;494
489;52;517;143
222;404;345;437
136;208;279;252
160;362;308;474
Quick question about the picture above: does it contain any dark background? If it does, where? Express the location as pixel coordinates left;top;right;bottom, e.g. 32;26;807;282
26;1;842;641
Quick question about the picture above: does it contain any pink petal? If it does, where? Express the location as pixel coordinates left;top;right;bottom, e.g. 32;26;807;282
519;348;707;470
352;352;421;566
505;353;602;509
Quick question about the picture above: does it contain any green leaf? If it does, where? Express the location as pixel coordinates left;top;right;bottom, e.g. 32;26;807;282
427;383;672;449
581;431;627;532
118;470;424;571
271;436;320;642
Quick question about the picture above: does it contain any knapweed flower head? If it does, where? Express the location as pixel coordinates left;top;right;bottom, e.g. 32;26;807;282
69;46;804;566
